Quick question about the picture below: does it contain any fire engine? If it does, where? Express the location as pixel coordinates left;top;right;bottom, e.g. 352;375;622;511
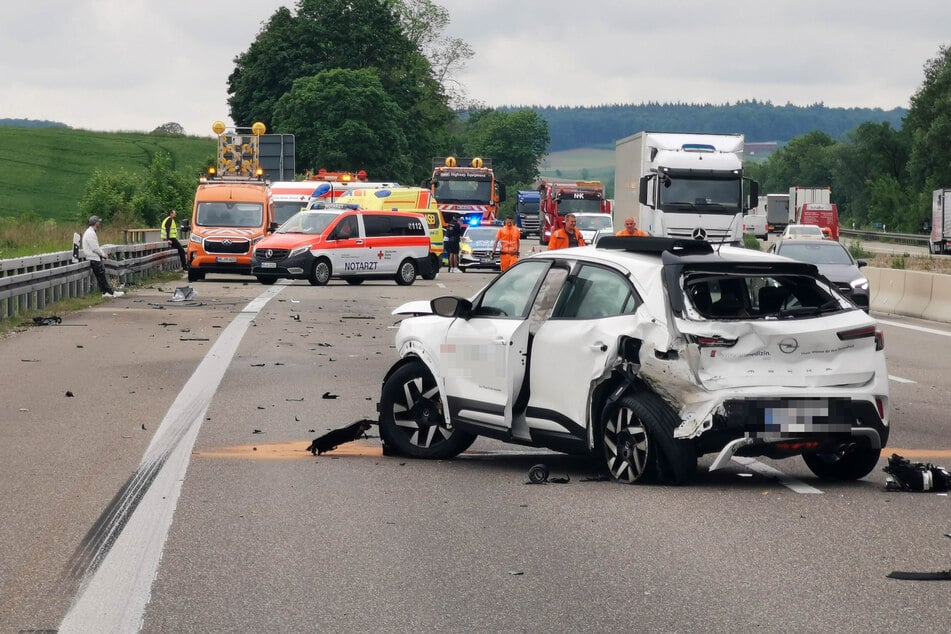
538;179;611;245
423;157;506;225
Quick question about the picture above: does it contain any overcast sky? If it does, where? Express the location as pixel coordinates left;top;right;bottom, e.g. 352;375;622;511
2;1;948;138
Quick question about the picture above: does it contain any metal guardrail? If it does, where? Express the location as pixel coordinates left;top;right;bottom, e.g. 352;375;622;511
0;241;181;320
839;229;929;247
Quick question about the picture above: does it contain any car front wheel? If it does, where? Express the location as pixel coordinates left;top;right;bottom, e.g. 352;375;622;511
803;446;882;480
601;392;695;484
378;362;476;459
309;258;331;286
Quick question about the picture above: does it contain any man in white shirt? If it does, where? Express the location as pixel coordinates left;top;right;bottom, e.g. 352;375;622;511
82;215;124;298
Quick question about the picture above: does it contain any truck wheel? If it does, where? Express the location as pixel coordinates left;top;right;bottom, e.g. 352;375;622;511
378;362;476;459
803;447;882;481
187;269;204;282
600;392;695;484
309;259;331;286
256;275;277;285
395;259;417;286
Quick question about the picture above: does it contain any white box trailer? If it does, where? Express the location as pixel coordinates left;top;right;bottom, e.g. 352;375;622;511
613;131;758;243
766;193;791;232
789;186;831;223
930;188;951;254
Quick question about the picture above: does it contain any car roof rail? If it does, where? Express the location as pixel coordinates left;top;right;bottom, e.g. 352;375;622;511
596;236;714;256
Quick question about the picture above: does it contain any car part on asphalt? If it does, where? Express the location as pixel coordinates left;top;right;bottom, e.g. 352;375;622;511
528;464;549;484
882;453;950;491
307;419;374;455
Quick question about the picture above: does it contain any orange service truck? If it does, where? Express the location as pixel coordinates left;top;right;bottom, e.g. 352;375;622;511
186;121;274;282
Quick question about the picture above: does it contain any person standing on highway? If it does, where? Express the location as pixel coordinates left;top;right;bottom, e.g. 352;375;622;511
493;216;521;271
161;209;188;270
82;215;123;298
616;217;648;237
443;215;462;272
547;213;586;250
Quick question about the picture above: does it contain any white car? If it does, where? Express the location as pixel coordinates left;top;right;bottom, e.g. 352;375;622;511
572;212;615;243
781;224;827;240
381;236;890;484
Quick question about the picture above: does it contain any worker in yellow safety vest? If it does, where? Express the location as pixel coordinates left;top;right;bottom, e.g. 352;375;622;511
492;217;521;271
161;209;188;270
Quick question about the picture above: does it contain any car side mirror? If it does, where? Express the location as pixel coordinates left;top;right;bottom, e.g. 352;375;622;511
431;296;472;318
857;259;867;268
268;222;279;233
181;220;191;233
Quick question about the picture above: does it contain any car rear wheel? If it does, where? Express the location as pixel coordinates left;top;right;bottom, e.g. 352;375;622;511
395;259;417;286
309;258;331;286
803;446;882;480
378;362;476;459
345;278;364;285
421;254;439;280
601;392;695;484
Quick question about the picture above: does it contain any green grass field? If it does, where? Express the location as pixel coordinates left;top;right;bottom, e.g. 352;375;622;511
0;127;214;223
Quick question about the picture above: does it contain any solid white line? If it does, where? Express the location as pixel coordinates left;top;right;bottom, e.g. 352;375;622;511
731;456;823;494
59;285;285;633
876;318;951;337
888;375;916;384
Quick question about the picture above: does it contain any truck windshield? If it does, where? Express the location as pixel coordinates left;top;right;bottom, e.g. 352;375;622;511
556;198;602;214
659;176;741;215
196;202;264;228
433;179;492;204
517;201;540;215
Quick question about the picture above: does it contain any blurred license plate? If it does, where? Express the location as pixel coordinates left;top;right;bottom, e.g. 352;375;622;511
261;262;276;268
216;257;237;263
480;257;494;263
764;399;829;432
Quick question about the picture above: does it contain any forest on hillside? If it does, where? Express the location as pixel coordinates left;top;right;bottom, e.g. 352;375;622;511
499;101;907;151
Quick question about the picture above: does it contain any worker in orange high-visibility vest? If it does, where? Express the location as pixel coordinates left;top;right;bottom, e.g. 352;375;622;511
492;217;521;271
616;216;648;237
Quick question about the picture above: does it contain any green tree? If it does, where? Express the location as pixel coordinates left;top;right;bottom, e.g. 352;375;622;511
78;152;196;227
226;0;453;179
462;109;550;187
831;122;909;226
905;44;951;190
272;69;412;181
758;130;838;194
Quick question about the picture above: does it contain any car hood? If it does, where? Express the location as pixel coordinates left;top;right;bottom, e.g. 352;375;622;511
255;233;323;250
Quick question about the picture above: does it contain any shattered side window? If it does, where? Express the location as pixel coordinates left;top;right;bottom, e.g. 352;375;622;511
683;271;846;320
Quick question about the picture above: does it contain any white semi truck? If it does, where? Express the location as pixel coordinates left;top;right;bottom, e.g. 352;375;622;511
613;132;759;243
930;188;951;255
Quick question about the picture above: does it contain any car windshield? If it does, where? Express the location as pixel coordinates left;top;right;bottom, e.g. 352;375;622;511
196;202;263;228
276;211;339;235
575;215;613;231
682;271;846;320
777;242;854;265
463;227;500;242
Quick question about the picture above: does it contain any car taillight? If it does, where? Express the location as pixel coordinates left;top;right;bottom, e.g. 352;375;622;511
874;329;884;351
876;398;885;419
836;325;876;341
687;334;737;348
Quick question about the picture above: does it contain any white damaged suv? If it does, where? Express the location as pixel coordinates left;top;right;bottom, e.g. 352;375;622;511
379;237;889;484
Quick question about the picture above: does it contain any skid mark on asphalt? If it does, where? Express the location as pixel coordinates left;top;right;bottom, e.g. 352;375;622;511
196;440;561;460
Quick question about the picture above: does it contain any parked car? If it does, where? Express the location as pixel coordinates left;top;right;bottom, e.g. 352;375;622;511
768;238;870;311
573;212;615;243
381;236;889;484
458;224;502;272
781;224;827;240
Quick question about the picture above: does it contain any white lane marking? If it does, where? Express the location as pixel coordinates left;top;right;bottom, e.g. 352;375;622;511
731;456;823;494
889;375;916;384
60;285;285;633
436;282;446;288
876;318;951;337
